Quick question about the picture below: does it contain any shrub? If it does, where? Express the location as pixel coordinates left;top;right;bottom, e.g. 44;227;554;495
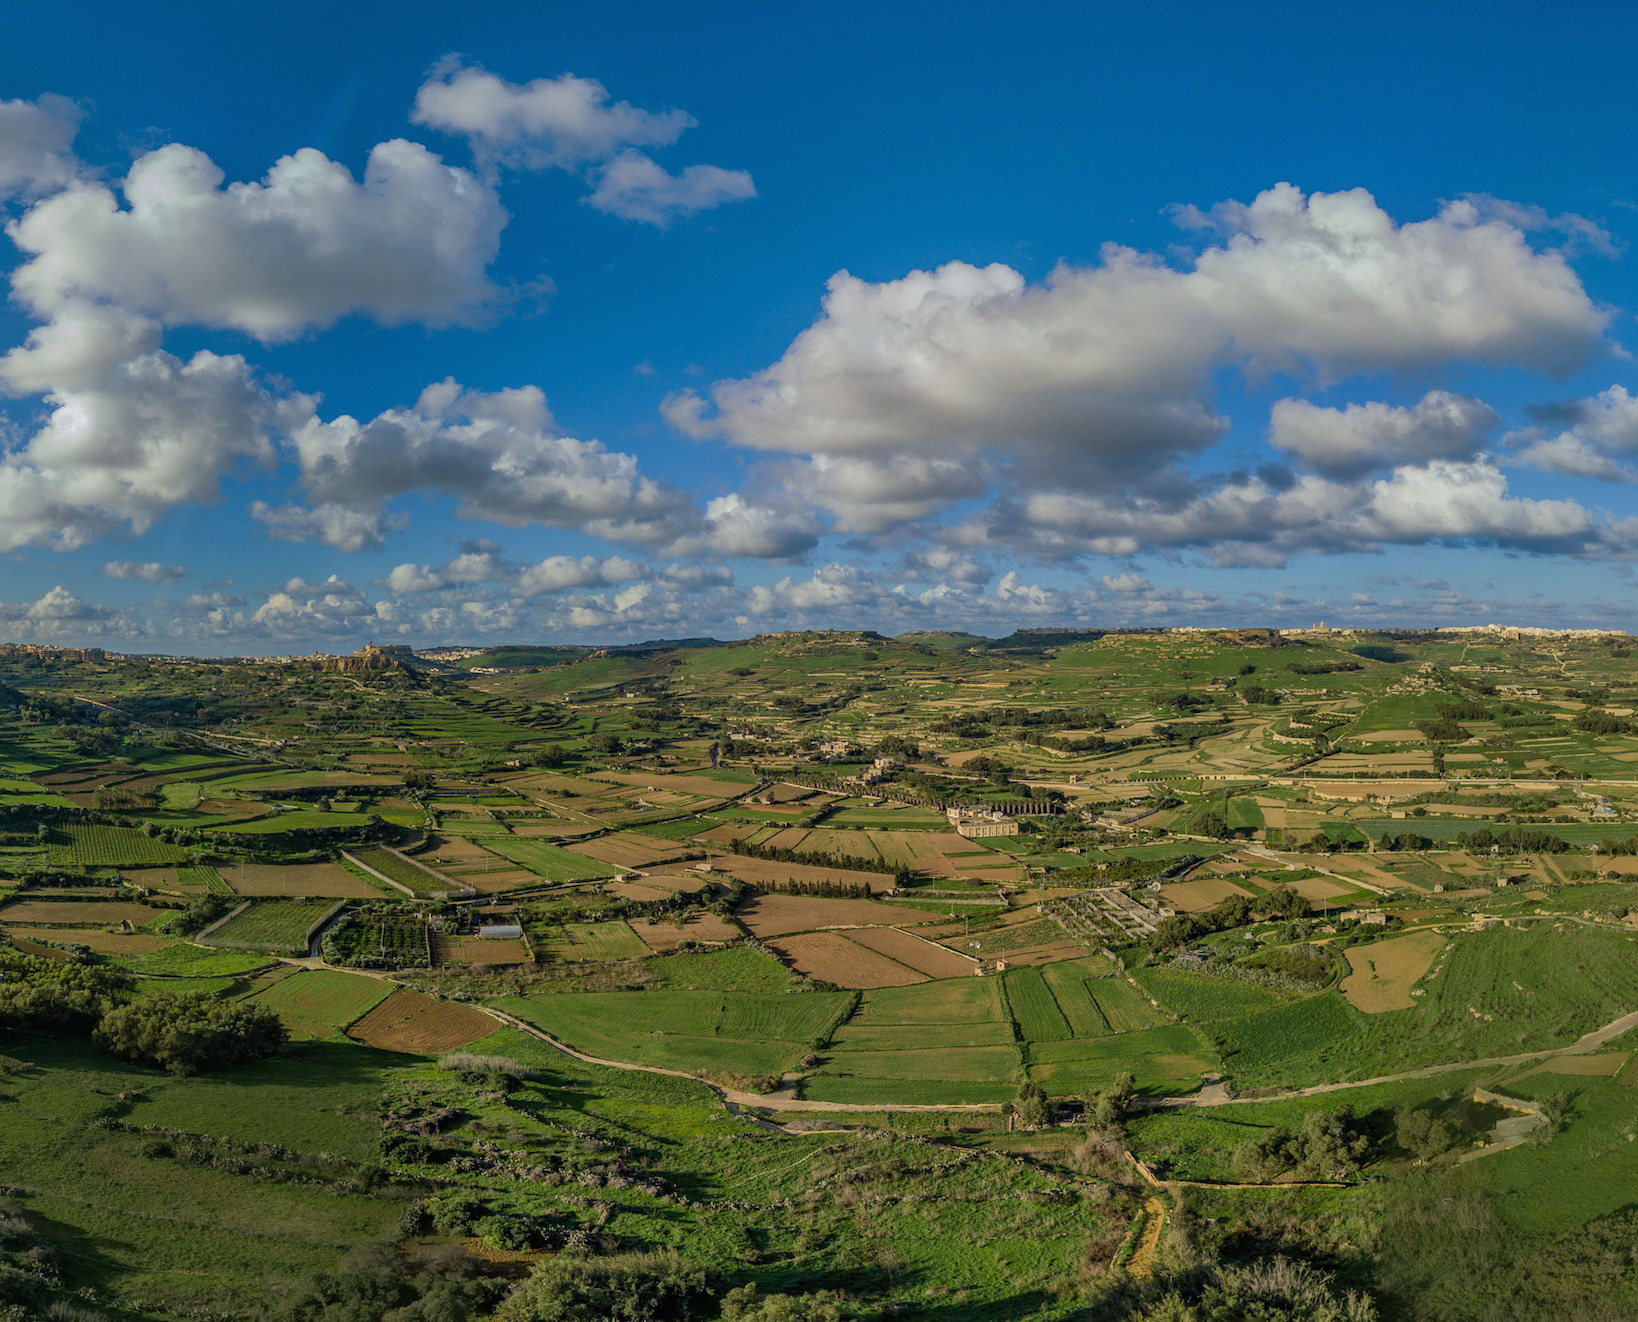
498;1249;706;1322
720;1284;855;1321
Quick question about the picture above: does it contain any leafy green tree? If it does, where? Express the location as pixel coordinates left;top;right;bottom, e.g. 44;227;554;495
1394;1105;1458;1161
1013;1079;1049;1127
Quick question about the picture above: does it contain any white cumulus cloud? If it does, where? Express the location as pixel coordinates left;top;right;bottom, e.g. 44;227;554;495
0;94;83;198
1269;391;1500;479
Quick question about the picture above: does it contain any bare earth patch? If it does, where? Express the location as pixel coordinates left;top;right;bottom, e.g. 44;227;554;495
5;926;170;954
1158;877;1255;913
737;893;938;937
436;936;532;966
0;899;157;926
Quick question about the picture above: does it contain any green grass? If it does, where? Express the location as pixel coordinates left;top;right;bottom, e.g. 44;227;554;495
1039;957;1118;1036
243;968;392;1040
815;1044;1021;1082
1207;992;1362;1085
1480;1074;1638;1233
1027;1023;1217;1096
648;945;794;992
202;900;335;955
115;943;275;976
797;1073;1016;1105
1209;925;1638;1087
348;846;454;893
1005;966;1073;1042
0;1038;403;1316
212;807;378;833
832;1019;1018;1050
1087;976;1169;1033
850;977;1007;1024
178;863;231;894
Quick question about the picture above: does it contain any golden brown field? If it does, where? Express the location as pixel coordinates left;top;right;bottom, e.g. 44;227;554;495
0;899;157;926
4;926;170;954
630;913;742;951
1340;930;1447;1012
1158;877;1255;912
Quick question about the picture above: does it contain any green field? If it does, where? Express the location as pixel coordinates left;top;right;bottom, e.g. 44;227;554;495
56;823;186;866
477;836;621;880
496;986;852;1078
7;621;1638;1318
201;901;336;955
1004;966;1073;1042
535;919;652;961
348;845;456;893
1208;924;1638;1087
1087;976;1169;1033
1131;964;1293;1021
1027;1023;1216;1095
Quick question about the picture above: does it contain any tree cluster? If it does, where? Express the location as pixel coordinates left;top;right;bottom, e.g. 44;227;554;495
1233;1107;1372;1181
95;992;287;1075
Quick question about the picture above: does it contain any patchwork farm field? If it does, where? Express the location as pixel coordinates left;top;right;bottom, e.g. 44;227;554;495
11;628;1638;1317
1341;929;1448;1012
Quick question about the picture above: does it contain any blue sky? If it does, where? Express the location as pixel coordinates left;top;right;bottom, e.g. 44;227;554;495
4;0;1638;652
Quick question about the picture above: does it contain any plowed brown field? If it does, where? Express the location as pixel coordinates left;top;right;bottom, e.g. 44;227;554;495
221;863;380;898
768;932;926;988
844;926;977;978
4;927;170;954
346;989;494;1053
0;899;156;926
737;893;937;937
631;913;742;951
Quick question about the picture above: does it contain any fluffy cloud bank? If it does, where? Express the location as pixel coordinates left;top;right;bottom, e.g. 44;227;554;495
667;185;1607;546
8;139;504;339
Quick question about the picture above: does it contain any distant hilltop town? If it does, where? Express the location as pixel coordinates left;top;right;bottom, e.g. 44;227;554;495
0;644;108;663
